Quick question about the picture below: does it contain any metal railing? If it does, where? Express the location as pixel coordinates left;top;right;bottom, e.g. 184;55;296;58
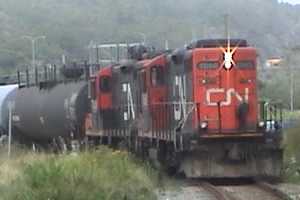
89;102;196;141
259;101;283;125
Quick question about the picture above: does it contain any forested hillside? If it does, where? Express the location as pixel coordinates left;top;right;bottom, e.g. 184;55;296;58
0;0;299;72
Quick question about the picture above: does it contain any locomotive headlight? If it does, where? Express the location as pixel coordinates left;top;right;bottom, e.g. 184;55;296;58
221;39;240;70
258;121;265;128
200;121;208;129
224;51;233;70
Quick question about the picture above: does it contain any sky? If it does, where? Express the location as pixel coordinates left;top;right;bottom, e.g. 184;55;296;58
280;0;300;5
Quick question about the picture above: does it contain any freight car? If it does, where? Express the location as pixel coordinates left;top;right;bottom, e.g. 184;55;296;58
12;81;88;142
0;84;18;136
85;39;283;178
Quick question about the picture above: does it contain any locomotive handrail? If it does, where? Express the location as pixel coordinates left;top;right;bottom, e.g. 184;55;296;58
259;101;283;134
175;102;196;130
175;102;196;151
150;101;195;106
259;101;283;123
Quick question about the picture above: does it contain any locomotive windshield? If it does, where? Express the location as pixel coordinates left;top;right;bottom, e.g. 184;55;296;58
151;66;165;86
99;76;112;92
197;61;219;69
236;60;254;68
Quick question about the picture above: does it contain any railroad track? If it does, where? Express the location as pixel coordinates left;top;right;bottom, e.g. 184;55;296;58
254;181;291;200
159;180;297;200
198;181;238;200
219;180;292;200
188;180;291;200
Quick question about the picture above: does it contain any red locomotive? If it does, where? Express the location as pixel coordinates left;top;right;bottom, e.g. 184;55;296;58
85;39;283;178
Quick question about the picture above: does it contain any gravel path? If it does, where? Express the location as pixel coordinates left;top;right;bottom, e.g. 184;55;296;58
157;182;300;200
157;186;217;200
220;185;281;200
276;183;300;200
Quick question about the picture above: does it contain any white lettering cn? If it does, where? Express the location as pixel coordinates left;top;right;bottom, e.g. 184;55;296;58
206;88;249;106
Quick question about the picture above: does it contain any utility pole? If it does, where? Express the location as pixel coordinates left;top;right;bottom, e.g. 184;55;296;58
136;32;147;45
7;101;14;158
165;40;169;50
22;35;46;69
191;28;197;42
88;40;95;65
290;70;294;112
225;14;230;40
286;45;300;111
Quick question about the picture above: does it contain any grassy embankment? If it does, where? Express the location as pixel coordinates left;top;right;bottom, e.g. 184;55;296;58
1;110;299;200
283;110;300;183
0;145;158;200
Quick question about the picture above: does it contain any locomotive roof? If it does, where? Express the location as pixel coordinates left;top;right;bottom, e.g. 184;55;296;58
188;39;248;49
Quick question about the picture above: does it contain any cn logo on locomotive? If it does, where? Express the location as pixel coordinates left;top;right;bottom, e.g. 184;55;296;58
206;88;249;106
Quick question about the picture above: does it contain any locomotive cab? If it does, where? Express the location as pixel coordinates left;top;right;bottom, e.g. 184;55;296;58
137;55;169;133
85;66;114;134
86;62;138;138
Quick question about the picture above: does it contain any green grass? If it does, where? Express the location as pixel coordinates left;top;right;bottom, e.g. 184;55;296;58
0;146;158;200
283;110;300;121
283;125;300;183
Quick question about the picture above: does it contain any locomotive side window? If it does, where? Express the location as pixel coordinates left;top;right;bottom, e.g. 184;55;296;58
236;61;254;68
151;66;165;86
197;61;219;69
99;76;111;92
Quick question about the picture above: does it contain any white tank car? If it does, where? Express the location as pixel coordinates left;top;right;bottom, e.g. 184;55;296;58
0;84;18;136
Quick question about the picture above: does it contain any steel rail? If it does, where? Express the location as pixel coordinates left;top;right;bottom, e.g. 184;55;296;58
255;181;291;200
198;181;238;200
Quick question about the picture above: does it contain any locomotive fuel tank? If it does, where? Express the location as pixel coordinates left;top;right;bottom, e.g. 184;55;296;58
12;81;88;141
0;84;18;135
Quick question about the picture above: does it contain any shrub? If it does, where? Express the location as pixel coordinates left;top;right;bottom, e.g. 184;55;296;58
1;147;157;200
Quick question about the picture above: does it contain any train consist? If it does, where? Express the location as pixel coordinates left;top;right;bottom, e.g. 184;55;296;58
0;39;283;178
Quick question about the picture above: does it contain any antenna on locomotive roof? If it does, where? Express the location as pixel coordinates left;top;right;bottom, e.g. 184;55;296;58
225;14;230;45
165;40;169;50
